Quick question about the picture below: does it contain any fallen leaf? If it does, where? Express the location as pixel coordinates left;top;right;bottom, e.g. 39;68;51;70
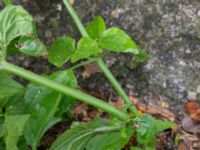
129;96;175;120
185;100;199;115
177;130;200;150
82;63;101;79
69;0;75;5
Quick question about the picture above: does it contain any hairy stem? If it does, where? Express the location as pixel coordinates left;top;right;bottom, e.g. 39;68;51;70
1;61;129;121
62;0;138;115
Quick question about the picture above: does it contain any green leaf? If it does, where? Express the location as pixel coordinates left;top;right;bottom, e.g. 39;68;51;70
3;0;12;6
0;5;36;53
48;69;77;116
71;37;102;63
24;70;77;149
24;92;62;149
135;114;157;144
4;115;30;150
17;36;46;56
5;91;27;115
98;27;139;54
50;118;110;150
0;117;5;138
48;36;75;67
6;37;20;55
0;72;24;99
86;16;106;39
133;49;150;62
130;147;143;150
86;129;133;150
155;119;176;133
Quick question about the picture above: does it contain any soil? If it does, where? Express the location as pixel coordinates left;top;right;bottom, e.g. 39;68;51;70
0;0;200;149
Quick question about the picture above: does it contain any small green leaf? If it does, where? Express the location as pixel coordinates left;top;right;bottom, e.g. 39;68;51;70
71;37;102;63
50;118;110;150
135;114;157;144
48;36;75;67
121;127;127;138
4;115;30;150
0;72;24;99
17;37;46;56
86;16;106;39
155;119;176;133
0;5;36;53
134;49;150;62
98;27;139;54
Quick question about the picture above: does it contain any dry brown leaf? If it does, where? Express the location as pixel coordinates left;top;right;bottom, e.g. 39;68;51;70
69;0;75;5
178;131;200;150
129;96;175;120
82;63;101;79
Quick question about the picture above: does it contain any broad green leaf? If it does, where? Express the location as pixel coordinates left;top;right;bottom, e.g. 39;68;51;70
24;70;77;149
4;115;30;150
55;70;77;116
144;139;156;150
48;37;75;67
0;5;36;53
50;118;110;150
17;36;46;56
0;117;4;138
98;27;140;54
0;138;5;150
155;119;176;133
86;16;106;39
86;129;133;150
71;37;102;63
5;91;27;115
0;72;24;99
135;114;157;144
24;92;62;149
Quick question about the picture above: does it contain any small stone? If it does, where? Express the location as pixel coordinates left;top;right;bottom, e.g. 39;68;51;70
187;91;196;100
196;85;200;94
185;48;191;54
111;10;119;18
197;10;200;17
56;4;62;11
179;60;186;66
126;84;134;90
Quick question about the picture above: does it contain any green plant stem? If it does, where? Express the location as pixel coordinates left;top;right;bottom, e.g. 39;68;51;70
62;0;138;115
1;61;129;121
68;57;98;70
96;58;138;114
62;0;88;37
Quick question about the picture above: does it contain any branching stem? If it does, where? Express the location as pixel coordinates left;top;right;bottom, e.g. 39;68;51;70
62;0;138;116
